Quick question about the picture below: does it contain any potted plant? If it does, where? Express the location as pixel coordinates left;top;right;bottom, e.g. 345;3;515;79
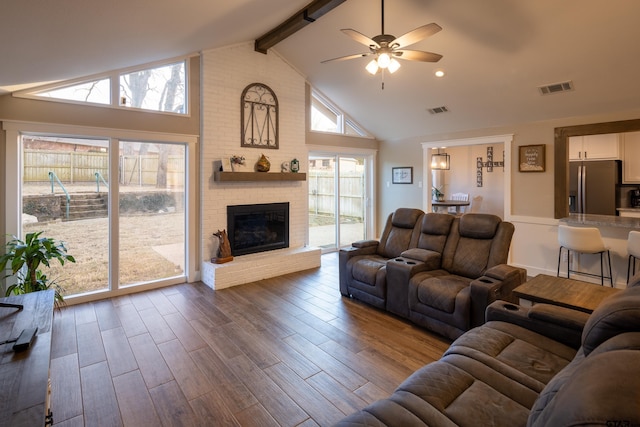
0;231;75;306
432;186;445;201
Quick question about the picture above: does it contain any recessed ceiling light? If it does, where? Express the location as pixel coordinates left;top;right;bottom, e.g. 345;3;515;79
434;70;445;77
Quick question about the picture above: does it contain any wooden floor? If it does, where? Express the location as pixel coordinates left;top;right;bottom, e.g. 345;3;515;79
50;252;450;427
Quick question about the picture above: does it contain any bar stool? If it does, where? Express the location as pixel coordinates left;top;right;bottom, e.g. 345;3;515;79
627;231;640;284
557;224;613;286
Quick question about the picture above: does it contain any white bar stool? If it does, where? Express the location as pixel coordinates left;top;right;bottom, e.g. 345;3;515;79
627;231;640;284
557;224;613;286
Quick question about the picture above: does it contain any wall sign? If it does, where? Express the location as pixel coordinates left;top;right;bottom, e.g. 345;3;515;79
519;144;545;172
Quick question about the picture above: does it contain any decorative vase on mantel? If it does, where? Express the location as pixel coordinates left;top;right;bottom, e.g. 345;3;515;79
256;154;270;172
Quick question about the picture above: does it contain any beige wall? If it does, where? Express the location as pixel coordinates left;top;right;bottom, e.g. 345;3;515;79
380;107;640;222
378;107;640;286
443;143;505;217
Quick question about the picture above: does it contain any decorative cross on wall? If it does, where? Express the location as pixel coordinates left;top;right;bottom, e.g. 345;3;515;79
476;147;504;187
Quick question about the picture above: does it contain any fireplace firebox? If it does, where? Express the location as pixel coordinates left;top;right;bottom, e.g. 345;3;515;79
227;202;289;256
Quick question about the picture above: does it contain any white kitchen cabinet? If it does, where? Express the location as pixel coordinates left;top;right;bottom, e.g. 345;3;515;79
622;131;640;183
569;133;620;161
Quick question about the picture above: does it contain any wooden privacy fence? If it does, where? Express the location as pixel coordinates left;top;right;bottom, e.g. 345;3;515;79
23;150;184;187
309;171;364;219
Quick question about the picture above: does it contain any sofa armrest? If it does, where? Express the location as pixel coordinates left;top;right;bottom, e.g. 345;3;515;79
339;245;379;296
485;301;588;349
386;255;440;318
469;264;527;327
352;239;379;249
400;248;442;267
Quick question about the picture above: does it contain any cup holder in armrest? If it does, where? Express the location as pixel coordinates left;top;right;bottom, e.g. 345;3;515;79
393;258;417;265
502;303;519;311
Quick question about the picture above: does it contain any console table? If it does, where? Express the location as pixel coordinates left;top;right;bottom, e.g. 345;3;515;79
514;274;620;313
0;290;54;426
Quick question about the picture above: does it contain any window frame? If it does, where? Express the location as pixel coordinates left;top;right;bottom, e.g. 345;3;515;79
310;90;372;138
2;120;199;305
13;56;192;117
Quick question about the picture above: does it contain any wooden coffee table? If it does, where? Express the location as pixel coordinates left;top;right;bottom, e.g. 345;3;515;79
513;274;620;313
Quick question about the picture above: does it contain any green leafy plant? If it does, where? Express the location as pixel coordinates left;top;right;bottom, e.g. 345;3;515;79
432;186;444;201
0;231;75;306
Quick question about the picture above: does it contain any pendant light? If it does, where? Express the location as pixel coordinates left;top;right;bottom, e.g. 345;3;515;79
431;148;450;170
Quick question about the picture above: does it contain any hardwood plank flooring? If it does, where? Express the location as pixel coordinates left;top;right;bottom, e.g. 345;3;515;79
50;253;450;426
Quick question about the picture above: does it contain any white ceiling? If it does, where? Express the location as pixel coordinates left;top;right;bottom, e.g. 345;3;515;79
2;0;640;142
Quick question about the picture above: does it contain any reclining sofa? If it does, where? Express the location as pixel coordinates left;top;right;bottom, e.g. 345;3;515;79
340;210;527;339
336;275;640;426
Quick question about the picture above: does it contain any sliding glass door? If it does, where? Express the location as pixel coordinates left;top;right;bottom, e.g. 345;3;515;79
308;153;372;251
19;133;188;299
22;136;111;296
118;141;186;288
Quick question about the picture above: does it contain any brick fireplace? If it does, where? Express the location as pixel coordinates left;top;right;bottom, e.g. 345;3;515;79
200;43;320;290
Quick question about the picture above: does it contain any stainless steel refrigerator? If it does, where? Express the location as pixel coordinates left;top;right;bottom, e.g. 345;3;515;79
569;160;621;215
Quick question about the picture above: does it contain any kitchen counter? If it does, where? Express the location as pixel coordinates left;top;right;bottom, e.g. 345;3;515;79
560;213;640;229
617;207;640;219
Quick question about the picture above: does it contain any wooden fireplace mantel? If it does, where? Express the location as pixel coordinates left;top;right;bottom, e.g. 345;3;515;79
214;172;306;182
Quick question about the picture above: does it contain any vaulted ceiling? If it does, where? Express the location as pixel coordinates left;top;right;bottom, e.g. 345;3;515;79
2;0;640;142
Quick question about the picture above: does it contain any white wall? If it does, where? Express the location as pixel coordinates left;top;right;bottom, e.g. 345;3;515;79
201;43;308;262
441;143;504;217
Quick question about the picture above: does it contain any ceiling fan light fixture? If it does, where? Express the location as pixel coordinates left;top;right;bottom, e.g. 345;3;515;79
366;59;379;75
377;52;391;68
387;58;401;73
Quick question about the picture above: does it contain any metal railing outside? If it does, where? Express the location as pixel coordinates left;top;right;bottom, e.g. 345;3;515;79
95;172;109;192
48;171;70;219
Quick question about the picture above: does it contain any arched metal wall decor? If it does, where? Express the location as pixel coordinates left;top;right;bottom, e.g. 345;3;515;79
241;83;279;149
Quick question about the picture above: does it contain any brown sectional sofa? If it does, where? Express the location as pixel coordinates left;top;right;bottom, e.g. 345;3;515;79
335;275;640;426
340;210;527;340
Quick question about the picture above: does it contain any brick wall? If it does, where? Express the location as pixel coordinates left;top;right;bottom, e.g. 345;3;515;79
200;42;317;287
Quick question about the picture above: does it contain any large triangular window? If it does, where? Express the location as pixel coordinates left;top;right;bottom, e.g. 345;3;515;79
311;90;370;137
34;78;111;104
19;59;188;115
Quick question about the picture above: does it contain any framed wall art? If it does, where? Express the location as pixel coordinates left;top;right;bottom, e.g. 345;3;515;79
392;167;413;184
519;144;545;172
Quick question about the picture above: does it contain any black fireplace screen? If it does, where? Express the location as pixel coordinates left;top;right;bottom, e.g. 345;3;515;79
227;202;289;256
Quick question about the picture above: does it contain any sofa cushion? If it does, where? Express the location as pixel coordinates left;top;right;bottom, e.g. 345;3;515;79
528;349;640;427
350;256;387;286
581;284;640;356
446;321;576;391
417;274;469;313
458;213;500;239
416;213;454;253
376;208;424;258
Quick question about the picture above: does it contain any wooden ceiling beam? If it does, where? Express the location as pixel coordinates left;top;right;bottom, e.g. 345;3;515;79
255;0;346;54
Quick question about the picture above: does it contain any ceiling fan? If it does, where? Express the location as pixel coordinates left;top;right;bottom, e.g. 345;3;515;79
322;0;443;77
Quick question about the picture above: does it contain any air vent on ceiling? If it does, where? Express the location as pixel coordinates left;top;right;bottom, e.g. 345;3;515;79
538;81;574;95
428;106;449;114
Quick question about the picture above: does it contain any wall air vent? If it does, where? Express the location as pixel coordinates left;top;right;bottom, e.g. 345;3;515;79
538;81;574;95
427;106;449;114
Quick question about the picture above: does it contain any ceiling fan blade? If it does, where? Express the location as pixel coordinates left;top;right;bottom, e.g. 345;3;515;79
394;49;443;62
321;52;372;64
341;29;380;48
393;23;442;49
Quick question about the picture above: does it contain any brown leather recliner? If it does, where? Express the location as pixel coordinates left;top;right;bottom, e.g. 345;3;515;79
339;208;424;310
405;213;526;340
